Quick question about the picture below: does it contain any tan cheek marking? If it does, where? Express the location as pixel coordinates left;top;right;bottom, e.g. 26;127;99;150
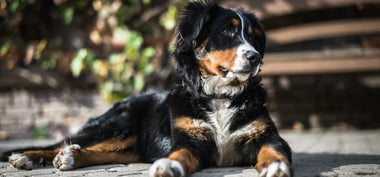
199;48;237;77
255;146;290;173
167;148;199;175
232;18;239;26
174;117;212;140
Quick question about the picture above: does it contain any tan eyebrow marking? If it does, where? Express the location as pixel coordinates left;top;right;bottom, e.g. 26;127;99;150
248;26;253;34
232;18;239;26
253;27;262;36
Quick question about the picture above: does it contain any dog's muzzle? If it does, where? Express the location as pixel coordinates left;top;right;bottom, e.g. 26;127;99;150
232;50;261;75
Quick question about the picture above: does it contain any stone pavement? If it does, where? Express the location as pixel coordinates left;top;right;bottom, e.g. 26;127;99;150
0;130;379;177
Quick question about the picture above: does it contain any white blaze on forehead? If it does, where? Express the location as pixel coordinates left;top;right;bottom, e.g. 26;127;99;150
232;11;260;75
234;11;250;45
233;10;259;54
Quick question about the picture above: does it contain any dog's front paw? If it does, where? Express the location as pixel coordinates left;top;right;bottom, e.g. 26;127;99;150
149;158;185;177
259;160;292;177
53;144;80;171
9;153;34;170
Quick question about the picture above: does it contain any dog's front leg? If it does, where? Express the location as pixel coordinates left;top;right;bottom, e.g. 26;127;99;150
255;145;293;177
149;148;198;177
150;116;215;177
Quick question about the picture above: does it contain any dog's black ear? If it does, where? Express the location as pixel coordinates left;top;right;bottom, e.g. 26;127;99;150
243;12;266;57
176;1;218;49
173;1;218;95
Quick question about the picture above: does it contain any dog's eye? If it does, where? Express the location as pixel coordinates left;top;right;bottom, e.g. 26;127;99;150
218;66;229;73
221;28;235;37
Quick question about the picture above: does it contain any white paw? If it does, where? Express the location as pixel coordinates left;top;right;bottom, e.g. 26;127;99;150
260;160;291;177
53;144;80;171
9;153;34;170
149;158;185;177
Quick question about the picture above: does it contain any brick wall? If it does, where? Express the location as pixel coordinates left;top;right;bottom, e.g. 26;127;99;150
0;90;111;140
1;73;379;140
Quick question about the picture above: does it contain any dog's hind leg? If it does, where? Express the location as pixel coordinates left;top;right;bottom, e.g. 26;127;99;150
52;136;139;170
8;135;139;170
8;148;61;170
4;99;140;170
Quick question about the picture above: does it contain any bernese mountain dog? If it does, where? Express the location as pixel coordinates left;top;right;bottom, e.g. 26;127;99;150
1;1;293;177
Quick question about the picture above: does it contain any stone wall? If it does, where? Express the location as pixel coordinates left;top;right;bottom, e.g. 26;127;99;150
0;89;111;140
1;73;379;140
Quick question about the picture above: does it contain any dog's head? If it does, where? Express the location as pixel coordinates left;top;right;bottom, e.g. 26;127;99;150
174;1;266;97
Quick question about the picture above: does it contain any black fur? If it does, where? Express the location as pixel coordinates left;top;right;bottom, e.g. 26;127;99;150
1;1;292;176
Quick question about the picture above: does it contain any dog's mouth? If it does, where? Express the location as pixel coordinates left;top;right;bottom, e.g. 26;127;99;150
230;53;261;79
231;63;260;77
226;63;260;87
232;68;253;75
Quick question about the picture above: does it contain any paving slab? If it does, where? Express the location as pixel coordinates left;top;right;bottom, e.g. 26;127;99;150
0;130;379;177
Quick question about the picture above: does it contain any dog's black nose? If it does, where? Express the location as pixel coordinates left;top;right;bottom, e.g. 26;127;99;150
244;51;261;61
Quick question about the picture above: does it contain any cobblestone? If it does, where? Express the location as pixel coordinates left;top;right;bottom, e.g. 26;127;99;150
0;130;379;177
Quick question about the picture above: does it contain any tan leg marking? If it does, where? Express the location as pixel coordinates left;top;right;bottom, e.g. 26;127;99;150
54;136;139;170
73;136;138;168
255;146;291;177
9;149;60;169
22;149;60;164
167;148;199;175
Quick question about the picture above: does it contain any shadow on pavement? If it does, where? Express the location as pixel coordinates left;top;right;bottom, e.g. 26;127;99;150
192;167;249;177
293;153;380;177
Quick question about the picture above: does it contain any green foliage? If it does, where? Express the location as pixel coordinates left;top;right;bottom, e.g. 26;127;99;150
61;6;74;25
160;5;178;30
32;126;48;139
0;0;191;102
71;49;95;77
0;42;11;57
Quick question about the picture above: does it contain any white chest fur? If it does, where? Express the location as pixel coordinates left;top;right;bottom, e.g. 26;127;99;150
207;99;240;166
